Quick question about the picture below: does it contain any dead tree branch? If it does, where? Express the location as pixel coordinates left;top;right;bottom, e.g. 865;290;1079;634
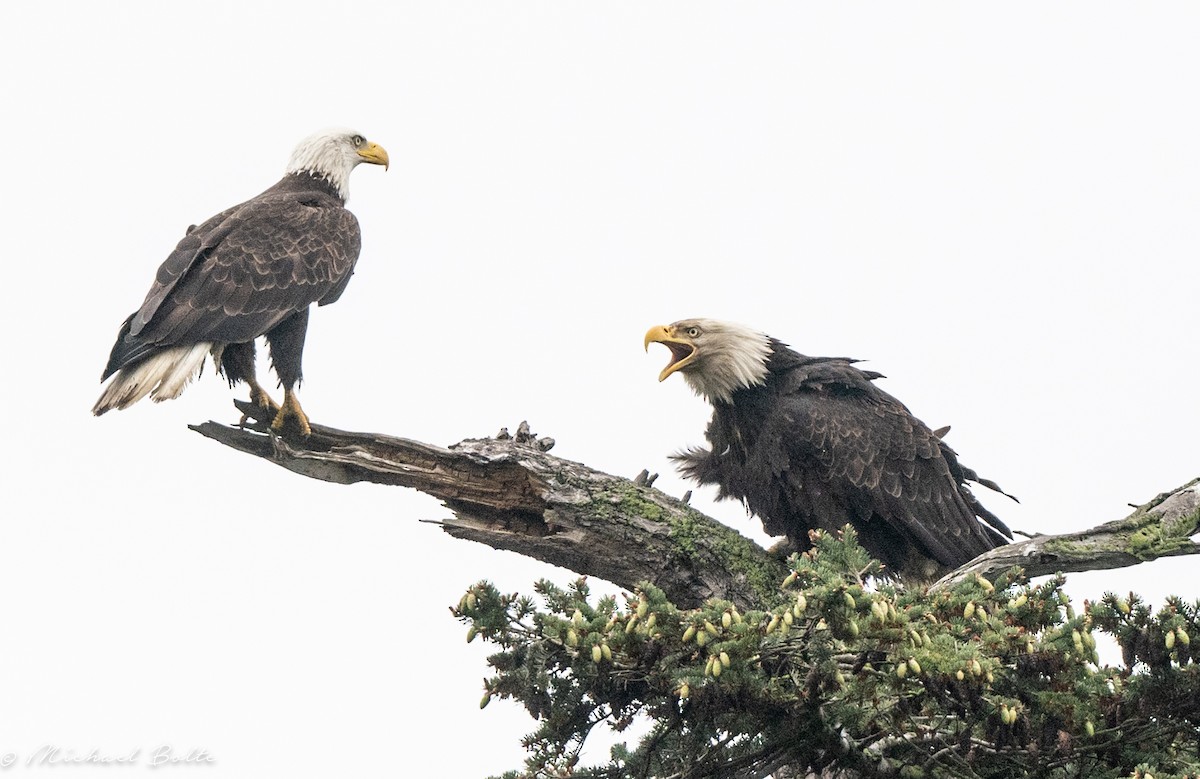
191;404;1200;604
933;478;1200;591
190;403;787;610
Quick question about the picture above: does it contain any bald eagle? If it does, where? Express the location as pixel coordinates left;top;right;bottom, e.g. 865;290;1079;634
93;128;389;436
645;318;1014;579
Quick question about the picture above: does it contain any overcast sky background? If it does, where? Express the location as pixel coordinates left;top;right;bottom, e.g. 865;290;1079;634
2;3;1198;776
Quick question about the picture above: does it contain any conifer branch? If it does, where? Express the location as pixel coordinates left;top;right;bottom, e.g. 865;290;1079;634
192;406;1200;778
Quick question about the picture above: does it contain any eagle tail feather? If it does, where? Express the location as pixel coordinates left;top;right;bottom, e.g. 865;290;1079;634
92;343;212;415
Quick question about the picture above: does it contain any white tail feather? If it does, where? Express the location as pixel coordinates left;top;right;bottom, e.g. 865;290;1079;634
92;343;213;415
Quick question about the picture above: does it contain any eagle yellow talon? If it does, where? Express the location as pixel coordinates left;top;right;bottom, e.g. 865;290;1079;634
237;379;281;427
90;130;386;424
270;389;311;437
247;378;280;413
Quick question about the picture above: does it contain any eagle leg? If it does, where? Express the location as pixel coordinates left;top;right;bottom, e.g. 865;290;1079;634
245;376;280;416
264;310;311;436
270;387;311;438
217;341;280;422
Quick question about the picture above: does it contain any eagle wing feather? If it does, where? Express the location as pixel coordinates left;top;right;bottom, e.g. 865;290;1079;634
775;365;1005;569
102;187;360;379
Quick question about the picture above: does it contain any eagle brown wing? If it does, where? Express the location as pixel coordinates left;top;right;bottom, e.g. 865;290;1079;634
102;183;360;379
770;362;1008;569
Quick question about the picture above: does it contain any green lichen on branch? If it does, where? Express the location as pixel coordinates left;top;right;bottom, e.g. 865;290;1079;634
1040;501;1200;561
1126;506;1200;557
936;480;1200;588
456;528;1200;779
587;483;666;524
659;501;787;608
1119;483;1200;559
590;482;789;608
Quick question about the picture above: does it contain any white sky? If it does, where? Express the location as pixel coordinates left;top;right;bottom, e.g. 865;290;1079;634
3;3;1198;776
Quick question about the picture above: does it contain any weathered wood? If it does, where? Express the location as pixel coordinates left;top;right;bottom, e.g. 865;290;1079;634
192;402;1200;604
933;478;1200;590
190;403;788;610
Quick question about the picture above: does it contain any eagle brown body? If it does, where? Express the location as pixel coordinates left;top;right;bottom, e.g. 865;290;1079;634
646;319;1013;579
93;129;388;434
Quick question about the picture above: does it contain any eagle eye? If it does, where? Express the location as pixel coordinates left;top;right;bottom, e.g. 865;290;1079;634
686;327;700;338
351;135;365;147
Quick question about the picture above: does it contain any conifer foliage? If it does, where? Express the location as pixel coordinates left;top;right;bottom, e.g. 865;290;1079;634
456;528;1200;779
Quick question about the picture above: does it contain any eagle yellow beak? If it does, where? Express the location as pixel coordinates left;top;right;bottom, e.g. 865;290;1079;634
358;142;390;170
644;324;698;382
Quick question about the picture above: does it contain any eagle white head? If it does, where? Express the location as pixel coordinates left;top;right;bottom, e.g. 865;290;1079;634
285;128;389;201
644;318;773;404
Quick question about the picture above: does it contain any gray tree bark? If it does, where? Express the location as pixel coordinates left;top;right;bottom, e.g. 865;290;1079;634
932;477;1200;590
192;402;1200;603
191;403;787;610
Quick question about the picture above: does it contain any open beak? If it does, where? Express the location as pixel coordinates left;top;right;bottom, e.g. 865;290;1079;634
358;142;390;170
644;324;698;382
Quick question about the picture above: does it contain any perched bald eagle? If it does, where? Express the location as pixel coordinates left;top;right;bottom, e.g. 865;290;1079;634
93;128;389;436
645;318;1014;579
